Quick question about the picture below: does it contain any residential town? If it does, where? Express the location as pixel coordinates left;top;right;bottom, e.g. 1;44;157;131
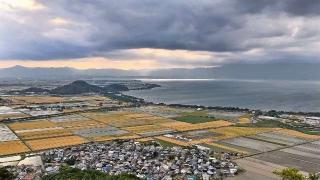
2;140;240;180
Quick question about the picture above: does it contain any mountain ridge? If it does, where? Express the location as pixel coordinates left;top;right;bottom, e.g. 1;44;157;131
1;63;320;80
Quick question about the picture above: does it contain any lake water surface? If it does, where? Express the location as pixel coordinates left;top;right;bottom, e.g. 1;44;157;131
124;79;320;112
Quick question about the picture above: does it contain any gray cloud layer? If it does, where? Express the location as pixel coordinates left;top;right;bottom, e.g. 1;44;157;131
1;0;320;65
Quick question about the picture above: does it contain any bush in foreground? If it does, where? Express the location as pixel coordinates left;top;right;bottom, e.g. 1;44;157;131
42;166;139;180
273;167;319;180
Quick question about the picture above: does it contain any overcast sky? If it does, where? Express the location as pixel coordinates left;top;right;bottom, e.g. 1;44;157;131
0;0;320;69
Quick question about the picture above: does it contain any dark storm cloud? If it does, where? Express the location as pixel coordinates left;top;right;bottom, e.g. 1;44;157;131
236;0;320;16
1;0;320;64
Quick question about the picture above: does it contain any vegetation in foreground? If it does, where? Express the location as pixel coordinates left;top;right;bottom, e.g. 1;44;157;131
42;166;139;180
273;167;319;180
0;167;16;180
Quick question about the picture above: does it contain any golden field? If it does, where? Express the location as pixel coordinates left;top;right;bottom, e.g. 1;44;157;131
161;120;233;131
277;129;320;140
63;95;109;102
124;124;171;133
0;141;30;156
54;120;105;130
238;114;251;124
136;137;154;142
188;138;216;145
160;121;193;129
26;135;87;151
8;120;58;131
154;136;189;146
17;129;73;140
83;111;175;127
6;96;64;105
0;113;30;121
209;127;278;141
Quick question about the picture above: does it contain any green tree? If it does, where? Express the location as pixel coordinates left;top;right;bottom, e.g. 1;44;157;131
273;168;305;180
0;167;16;180
308;173;319;180
42;166;139;180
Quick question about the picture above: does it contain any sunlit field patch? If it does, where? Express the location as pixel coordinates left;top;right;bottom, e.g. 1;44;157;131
277;129;320;140
209;127;278;141
154;136;189;146
0;141;30;156
26;135;87;151
6;96;64;105
54;120;105;130
136;137;154;142
83;111;175;127
160;121;194;130
238;114;251;124
161;120;232;131
8;120;58;131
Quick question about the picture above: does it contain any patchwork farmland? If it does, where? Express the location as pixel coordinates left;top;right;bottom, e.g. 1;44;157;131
0;103;319;178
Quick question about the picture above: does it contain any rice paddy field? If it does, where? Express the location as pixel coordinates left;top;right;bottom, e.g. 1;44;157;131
0;124;19;142
4;96;64;105
48;114;89;123
82;111;176;128
17;129;73;140
0;106;29;121
208;127;279;141
221;137;284;152
2;95;110;105
251;140;320;173
0;141;30;156
160;120;232;131
0;104;319;178
73;125;128;138
2;93;320;180
54;120;105;130
26;135;87;151
8;120;58;131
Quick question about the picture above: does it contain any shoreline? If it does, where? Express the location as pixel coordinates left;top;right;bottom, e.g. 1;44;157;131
121;89;320;117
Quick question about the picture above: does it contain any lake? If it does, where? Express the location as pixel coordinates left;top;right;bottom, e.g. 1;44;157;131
124;79;320;112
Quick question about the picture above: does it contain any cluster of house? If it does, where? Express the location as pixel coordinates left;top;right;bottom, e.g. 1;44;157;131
258;114;320;128
42;140;240;179
280;114;320;127
163;134;192;142
20;102;91;112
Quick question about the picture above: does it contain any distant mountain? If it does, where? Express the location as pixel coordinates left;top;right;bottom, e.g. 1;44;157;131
1;63;320;80
20;87;51;94
0;65;139;80
50;80;104;95
0;65;79;79
147;63;320;80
